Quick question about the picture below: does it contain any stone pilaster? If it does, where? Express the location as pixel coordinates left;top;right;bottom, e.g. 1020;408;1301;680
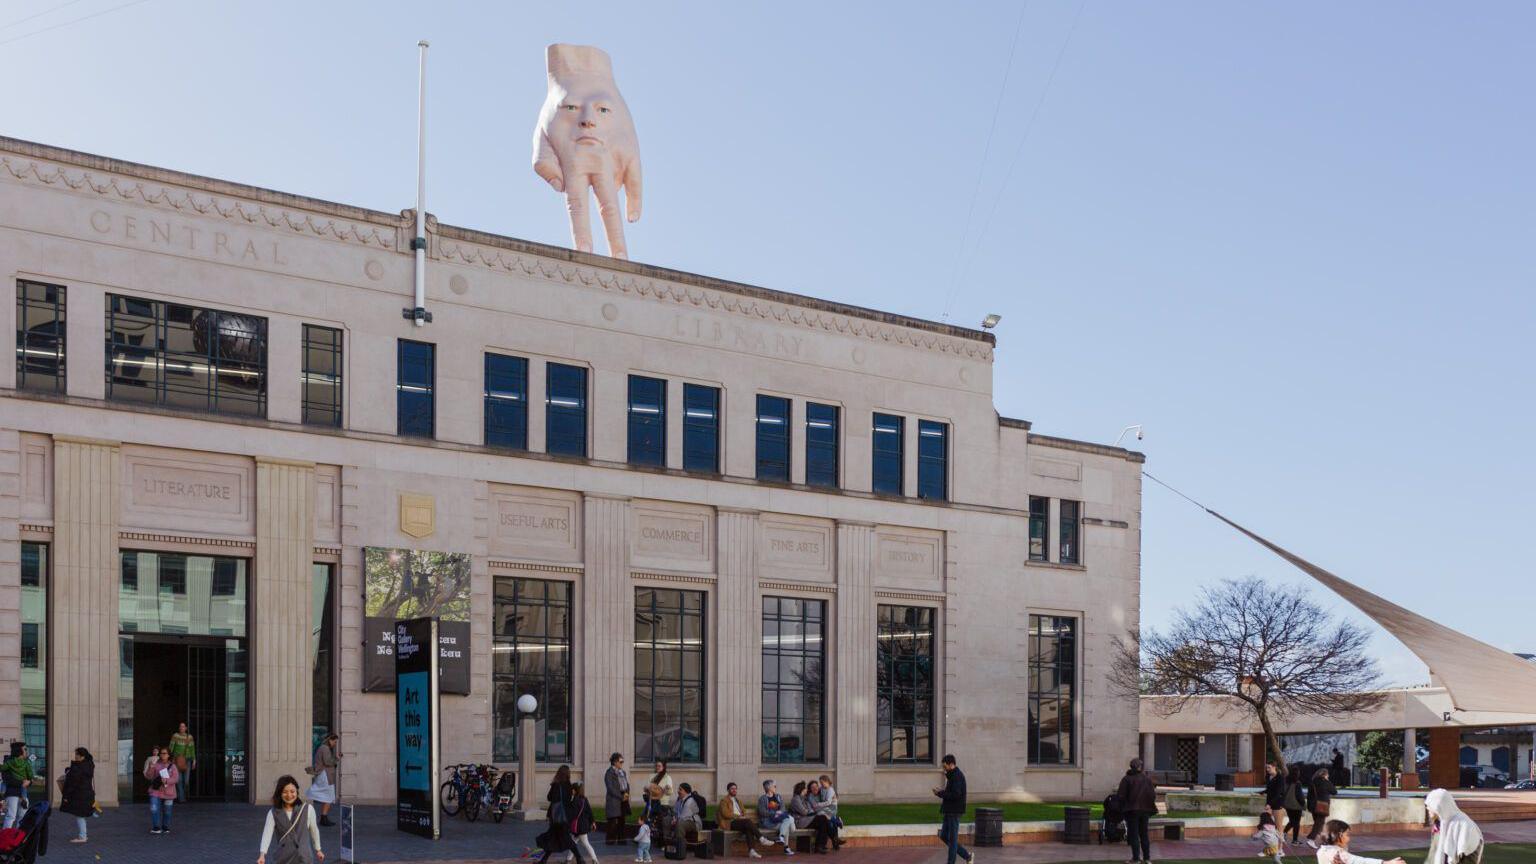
1237;733;1254;772
714;509;760;795
581;495;631;788
50;438;120;804
834;521;876;799
0;430;20;743
252;458;316;800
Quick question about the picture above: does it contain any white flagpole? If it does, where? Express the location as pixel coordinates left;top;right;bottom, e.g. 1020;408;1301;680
411;39;430;326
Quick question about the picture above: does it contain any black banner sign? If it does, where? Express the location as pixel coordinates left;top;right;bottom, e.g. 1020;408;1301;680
395;617;440;839
363;548;471;694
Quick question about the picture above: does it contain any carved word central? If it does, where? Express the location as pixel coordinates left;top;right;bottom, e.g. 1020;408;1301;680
90;209;290;266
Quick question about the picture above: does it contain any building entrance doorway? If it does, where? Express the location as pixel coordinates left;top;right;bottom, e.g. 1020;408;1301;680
1174;737;1200;781
125;639;240;802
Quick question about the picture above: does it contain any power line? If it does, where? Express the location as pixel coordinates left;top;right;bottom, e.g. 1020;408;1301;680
1142;470;1214;514
940;1;1029;322
0;0;89;33
943;0;1088;324
0;0;153;48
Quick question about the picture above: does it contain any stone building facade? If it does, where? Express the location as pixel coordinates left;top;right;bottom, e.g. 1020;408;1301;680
0;136;1144;805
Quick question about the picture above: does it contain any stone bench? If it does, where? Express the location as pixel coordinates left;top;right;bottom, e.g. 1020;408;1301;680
712;827;821;857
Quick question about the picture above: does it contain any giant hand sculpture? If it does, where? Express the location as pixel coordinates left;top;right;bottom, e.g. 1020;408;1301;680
532;44;642;260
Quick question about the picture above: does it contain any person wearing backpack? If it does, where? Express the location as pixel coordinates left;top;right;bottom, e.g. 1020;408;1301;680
257;775;324;864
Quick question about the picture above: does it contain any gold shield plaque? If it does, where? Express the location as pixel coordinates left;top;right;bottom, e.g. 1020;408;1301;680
400;492;436;539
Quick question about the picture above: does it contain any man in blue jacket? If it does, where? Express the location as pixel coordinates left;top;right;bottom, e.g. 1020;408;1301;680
933;754;975;864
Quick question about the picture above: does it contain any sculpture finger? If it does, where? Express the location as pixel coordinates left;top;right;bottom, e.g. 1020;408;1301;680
592;172;628;260
564;176;593;254
533;131;566;192
621;156;642;223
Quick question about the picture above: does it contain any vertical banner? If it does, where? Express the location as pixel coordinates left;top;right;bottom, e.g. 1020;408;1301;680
395;617;440;839
339;803;355;862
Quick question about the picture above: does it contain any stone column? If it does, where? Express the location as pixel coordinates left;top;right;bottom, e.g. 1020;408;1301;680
0;431;20;744
1141;732;1155;768
714;509;760;796
50;438;120;804
252;458;316;801
1238;733;1254;773
834;521;876;800
581;495;632;790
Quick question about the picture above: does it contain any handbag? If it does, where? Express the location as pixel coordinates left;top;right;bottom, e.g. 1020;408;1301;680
1315;800;1330;817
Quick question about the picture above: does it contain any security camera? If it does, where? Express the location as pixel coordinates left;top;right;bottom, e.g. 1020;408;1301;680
1115;425;1144;447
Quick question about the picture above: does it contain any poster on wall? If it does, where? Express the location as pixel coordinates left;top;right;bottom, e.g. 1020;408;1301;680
363;547;472;694
395;617;440;839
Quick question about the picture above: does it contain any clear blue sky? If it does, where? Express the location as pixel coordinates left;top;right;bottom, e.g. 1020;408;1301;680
6;1;1532;685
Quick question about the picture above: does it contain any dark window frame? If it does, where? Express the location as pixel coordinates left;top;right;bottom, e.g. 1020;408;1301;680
1028;496;1049;562
755;395;791;482
681;383;721;474
805;402;840;489
871;412;905;496
1059;499;1081;565
634;587;707;764
396;339;435;438
16;280;66;393
761;596;827;764
493;577;574;762
545;362;589;458
1027;614;1078;766
876;603;935;765
301;324;343;427
105;294;268;418
484;353;530;451
627;375;668;468
916;420;948;501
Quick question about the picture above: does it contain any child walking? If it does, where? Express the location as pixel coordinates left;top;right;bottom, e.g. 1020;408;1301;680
633;819;653;863
1253;811;1284;862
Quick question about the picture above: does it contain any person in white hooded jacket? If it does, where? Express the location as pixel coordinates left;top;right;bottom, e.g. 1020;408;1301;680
1425;788;1484;864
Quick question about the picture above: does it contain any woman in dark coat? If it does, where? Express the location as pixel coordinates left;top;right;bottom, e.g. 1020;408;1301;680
1306;767;1336;848
1115;757;1157;864
535;764;578;863
59;747;96;844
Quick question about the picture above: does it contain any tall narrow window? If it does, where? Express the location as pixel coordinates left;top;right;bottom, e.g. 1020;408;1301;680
627;375;667;467
396;339;435;438
635;588;706;763
877;604;934;764
20;543;47;799
301;324;342;427
16;280;65;393
485;353;529;450
493;578;573;761
1028;614;1077;765
805;402;839;489
916;420;948;501
682;384;720;473
1059;499;1081;564
871;413;905;496
546;363;588;458
762;597;826;764
107;295;267;417
755;395;790;482
311;563;336;749
1028;496;1048;562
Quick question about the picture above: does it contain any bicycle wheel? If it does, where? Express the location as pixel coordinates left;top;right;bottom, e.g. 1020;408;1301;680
440;780;461;816
464;791;481;822
492;805;505;824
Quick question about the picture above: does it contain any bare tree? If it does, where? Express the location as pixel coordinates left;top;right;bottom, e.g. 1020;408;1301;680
1112;576;1386;773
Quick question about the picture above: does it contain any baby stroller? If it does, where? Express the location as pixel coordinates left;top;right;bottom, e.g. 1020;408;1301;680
1098;792;1126;844
0;799;49;864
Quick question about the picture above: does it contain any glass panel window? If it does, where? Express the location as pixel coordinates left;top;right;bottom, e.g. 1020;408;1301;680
118;551;247;637
682;384;720;474
1059;499;1081;564
546;363;588;458
16;280;66;393
805;403;839;489
301;324;342;427
396;339;435;438
627;375;667;467
311;563;336;749
20;543;46;798
493;578;573;761
877;604;934;764
917;420;948;501
762;597;826;763
106;294;267;417
1028;614;1077;765
485;353;529;450
1028;496;1048;562
755;395;790;482
635;588;706;763
871;413;905;496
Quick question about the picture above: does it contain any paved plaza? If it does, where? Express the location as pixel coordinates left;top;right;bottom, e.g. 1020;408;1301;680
30;802;1536;864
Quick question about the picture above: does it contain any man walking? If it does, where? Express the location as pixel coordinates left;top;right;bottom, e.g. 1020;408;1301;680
933;754;975;864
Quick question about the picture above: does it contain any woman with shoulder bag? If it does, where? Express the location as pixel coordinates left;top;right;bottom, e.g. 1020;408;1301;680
145;746;180;834
534;764;578;862
1305;768;1335;848
258;775;325;864
307;733;341;827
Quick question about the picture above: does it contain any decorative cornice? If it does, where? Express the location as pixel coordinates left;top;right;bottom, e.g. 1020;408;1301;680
873;589;945;604
631;571;716;586
120;530;254;550
760;580;837;595
0;154;400;250
436;237;995;362
489;560;583;576
19;523;53;534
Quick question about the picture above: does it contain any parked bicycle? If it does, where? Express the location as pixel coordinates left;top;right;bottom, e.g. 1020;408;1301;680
440;763;512;822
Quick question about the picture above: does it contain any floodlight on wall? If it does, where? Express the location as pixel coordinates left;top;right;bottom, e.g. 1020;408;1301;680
980;313;1002;330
